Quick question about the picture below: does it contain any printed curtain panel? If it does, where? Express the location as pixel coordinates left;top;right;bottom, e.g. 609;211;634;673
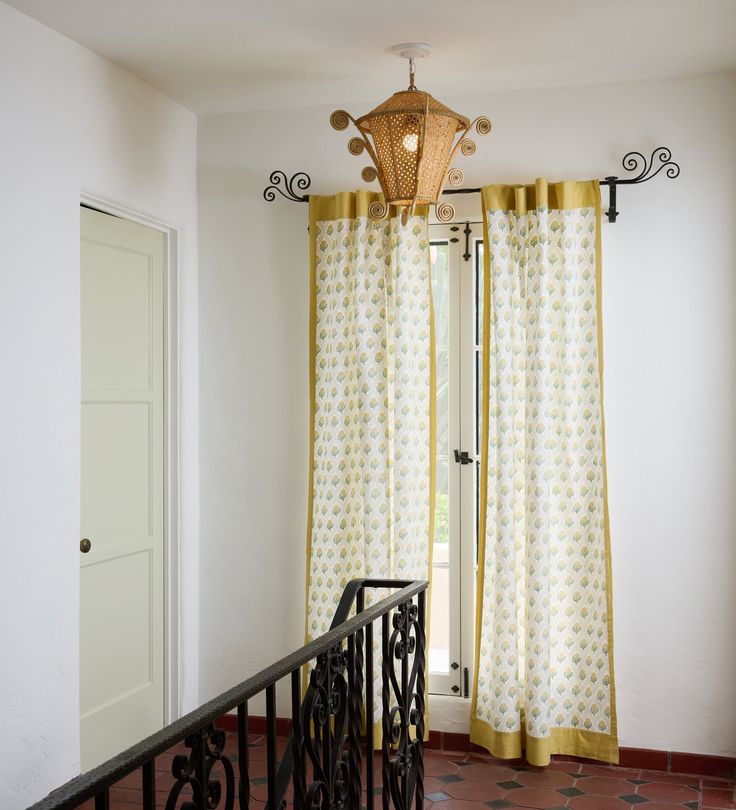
471;179;618;766
306;191;434;731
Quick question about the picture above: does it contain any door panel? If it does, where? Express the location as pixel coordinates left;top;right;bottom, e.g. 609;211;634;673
81;402;152;543
80;550;153;714
429;233;462;696
429;223;484;698
80;206;165;770
81;241;153;391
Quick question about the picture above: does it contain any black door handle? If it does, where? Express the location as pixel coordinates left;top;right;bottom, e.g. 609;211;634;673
453;449;472;465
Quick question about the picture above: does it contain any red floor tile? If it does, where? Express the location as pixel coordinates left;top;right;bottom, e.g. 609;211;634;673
574;775;638;795
505;786;569;808
442;778;505;801
637;805;700;810
638;769;700;785
422;776;448;795
429;800;486;810
515;769;576;789
702;786;736;808
73;742;736;810
424;757;462;777
567;796;634;810
548;759;582;773
455;762;518;782
638;781;701;803
578;764;643;780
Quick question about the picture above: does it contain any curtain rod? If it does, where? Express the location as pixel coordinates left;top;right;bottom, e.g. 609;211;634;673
263;146;679;224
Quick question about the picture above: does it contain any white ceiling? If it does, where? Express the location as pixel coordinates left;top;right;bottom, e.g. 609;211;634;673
6;0;736;114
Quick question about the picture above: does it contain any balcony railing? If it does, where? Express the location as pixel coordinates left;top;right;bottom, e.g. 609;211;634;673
28;578;428;810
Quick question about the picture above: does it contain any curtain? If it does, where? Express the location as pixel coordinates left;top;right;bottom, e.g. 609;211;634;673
470;179;618;766
305;191;434;725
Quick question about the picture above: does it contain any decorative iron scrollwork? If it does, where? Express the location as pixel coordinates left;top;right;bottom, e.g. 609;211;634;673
165;725;235;810
603;145;680;222
621;146;680;183
381;598;426;810
298;642;359;810
263;170;312;202
263;144;680;226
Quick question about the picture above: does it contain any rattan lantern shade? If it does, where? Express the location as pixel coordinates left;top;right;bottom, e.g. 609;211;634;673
356;90;470;207
330;52;490;221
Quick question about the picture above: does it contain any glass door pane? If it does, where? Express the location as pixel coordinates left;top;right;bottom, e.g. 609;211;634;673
428;236;461;695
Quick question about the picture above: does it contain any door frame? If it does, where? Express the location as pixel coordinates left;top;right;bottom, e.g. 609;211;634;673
80;192;181;726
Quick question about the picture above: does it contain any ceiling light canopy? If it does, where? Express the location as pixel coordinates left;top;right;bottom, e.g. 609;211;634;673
330;43;491;222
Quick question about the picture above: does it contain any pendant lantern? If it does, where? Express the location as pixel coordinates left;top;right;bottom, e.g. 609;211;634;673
330;43;491;222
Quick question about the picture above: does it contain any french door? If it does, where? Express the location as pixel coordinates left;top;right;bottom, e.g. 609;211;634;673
428;222;484;697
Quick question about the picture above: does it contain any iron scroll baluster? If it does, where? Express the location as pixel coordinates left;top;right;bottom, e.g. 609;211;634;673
380;599;426;810
263;146;680;223
165;725;235;810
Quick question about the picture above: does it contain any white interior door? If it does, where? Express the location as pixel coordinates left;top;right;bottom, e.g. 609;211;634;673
80;206;165;770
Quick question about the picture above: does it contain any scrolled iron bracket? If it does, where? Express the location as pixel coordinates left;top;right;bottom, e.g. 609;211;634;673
263;170;312;202
602;146;680;223
263;145;681;225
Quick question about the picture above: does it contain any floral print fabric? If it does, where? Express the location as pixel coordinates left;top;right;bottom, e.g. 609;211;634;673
471;180;617;765
306;195;433;662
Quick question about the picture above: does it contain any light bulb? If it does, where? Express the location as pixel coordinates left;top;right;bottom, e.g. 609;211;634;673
402;132;419;153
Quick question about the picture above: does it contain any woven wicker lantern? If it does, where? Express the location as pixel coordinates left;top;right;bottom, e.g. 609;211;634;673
330;44;491;222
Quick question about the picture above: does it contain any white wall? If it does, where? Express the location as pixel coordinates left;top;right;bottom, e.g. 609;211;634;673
0;3;200;807
197;70;736;756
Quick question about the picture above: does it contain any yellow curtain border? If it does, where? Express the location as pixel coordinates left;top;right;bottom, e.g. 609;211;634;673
305;192;434;743
596;194;620;753
470;196;492;724
310;190;429;224
470;718;619;766
481;178;600;215
470;179;618;765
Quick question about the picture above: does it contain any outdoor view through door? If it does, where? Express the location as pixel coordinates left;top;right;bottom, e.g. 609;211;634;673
429;222;484;697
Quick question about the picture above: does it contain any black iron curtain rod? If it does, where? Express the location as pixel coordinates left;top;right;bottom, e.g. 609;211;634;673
263;146;680;223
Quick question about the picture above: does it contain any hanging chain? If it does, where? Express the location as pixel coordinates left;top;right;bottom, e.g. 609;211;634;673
408;56;416;90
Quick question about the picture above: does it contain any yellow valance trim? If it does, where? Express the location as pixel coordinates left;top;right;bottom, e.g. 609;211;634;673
481;178;600;215
470;717;619;767
309;191;429;224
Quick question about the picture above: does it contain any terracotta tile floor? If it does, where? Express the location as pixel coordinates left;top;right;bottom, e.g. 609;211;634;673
77;736;736;809
419;750;735;810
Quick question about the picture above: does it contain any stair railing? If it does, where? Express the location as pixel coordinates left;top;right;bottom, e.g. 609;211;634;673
28;578;428;810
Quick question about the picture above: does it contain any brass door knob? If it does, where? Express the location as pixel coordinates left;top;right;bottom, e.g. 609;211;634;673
80;538;92;553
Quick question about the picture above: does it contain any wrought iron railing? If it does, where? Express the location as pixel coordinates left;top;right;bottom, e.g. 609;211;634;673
28;578;428;810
